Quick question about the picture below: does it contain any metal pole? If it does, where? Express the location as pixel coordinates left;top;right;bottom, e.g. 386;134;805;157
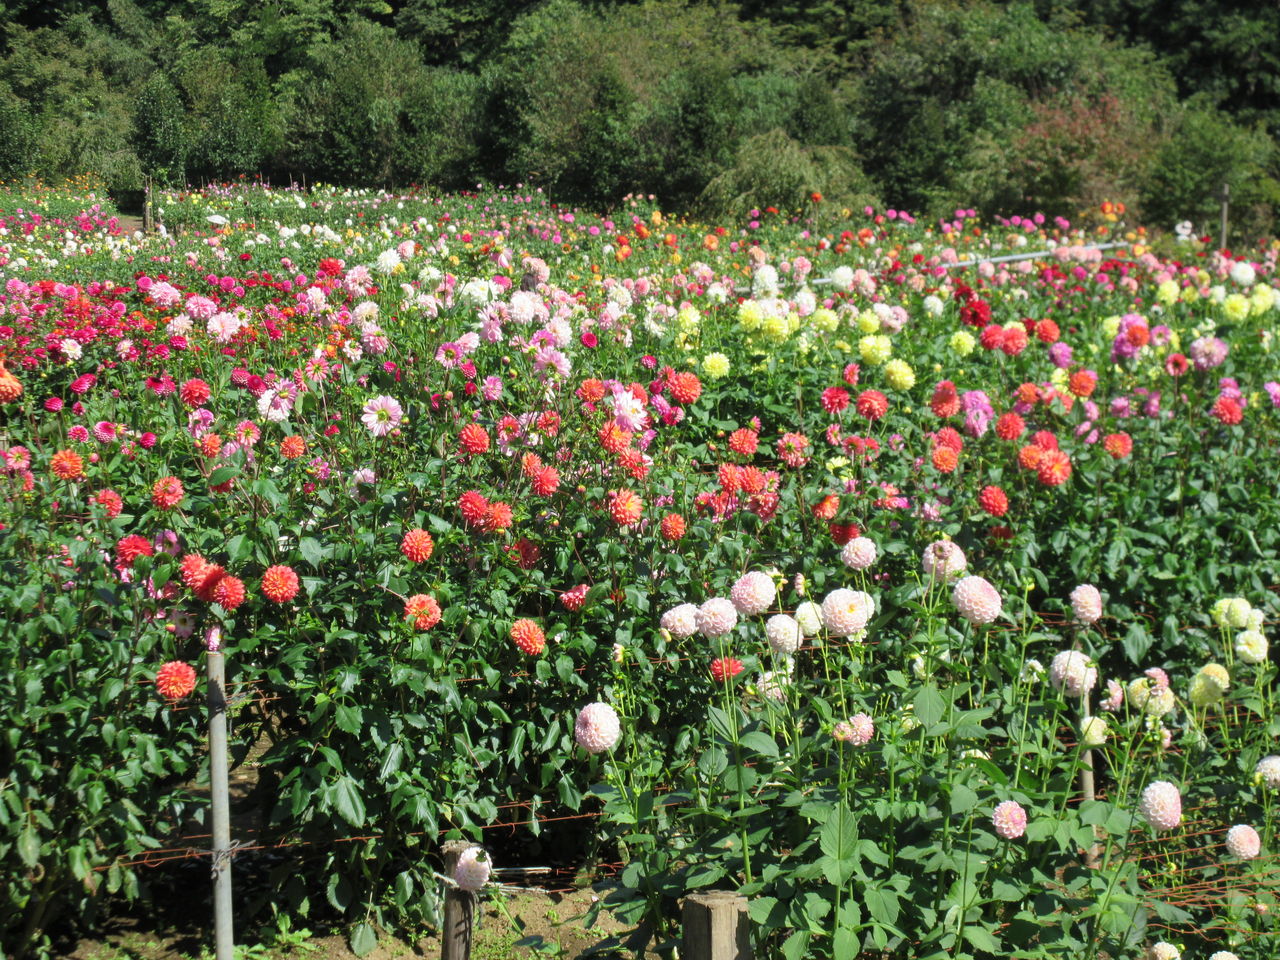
208;650;234;960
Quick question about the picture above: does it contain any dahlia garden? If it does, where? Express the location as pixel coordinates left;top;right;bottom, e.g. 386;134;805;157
2;182;1280;960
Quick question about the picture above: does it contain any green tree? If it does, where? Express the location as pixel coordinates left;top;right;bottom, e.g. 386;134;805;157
133;72;187;184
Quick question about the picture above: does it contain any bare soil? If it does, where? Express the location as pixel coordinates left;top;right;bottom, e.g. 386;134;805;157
69;886;658;960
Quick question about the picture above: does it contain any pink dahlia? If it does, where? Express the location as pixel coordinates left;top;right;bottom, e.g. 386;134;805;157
840;537;877;570
836;713;874;746
922;540;966;580
454;846;491;890
696;598;738;638
730;571;776;617
1069;584;1103;624
1139;781;1182;832
992;800;1028;840
361;395;403;437
574;702;621;754
820;588;874;637
952;575;1001;625
1225;824;1261;860
661;603;700;639
765;614;802;654
1049;650;1097;697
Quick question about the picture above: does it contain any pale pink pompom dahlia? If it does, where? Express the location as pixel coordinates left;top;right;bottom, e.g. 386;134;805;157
1139;781;1182;832
697;597;739;638
952;575;1001;624
730;571;776;617
992;800;1028;840
574;702;621;754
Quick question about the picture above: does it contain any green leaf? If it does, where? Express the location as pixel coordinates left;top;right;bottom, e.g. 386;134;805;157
819;801;857;886
300;537;324;569
18;828;39;867
330;777;366;826
949;783;979;815
208;465;239;487
914;684;945;729
334;703;363;736
739;731;779;758
834;925;859;960
963;925;1001;953
865;884;900;927
349;921;377;957
781;931;811;960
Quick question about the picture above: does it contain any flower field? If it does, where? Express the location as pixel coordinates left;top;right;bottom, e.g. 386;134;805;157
2;181;1279;960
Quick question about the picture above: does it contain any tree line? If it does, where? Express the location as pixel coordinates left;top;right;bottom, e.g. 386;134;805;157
0;0;1275;228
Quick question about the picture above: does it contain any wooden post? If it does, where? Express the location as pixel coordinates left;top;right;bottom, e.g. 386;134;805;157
441;841;478;960
682;890;752;960
1219;182;1230;251
143;176;153;234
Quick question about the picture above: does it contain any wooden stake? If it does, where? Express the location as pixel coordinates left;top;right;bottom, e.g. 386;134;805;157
441;841;478;960
682;890;752;960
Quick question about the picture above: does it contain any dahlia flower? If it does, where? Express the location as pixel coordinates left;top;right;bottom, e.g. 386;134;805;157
952;576;1001;625
1049;651;1097;697
1139;781;1182;832
765;614;803;654
574;702;621;754
730;571;776;617
1225;824;1261;860
661;604;700;639
697;598;738;638
821;589;874;637
991;801;1028;840
840;537;877;570
1069;584;1103;624
453;846;491;890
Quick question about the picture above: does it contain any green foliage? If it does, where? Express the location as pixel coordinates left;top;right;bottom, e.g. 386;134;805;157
1141;101;1279;236
698;129;877;215
133;73;188;185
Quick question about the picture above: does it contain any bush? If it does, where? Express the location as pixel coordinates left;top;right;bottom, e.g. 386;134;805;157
1141;102;1279;238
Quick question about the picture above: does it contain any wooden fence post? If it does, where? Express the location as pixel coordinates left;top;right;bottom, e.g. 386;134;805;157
441;840;478;960
682;890;752;960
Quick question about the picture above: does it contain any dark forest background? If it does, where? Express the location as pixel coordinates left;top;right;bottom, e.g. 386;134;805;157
0;0;1276;227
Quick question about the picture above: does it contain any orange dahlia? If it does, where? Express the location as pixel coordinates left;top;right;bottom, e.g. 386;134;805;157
1037;449;1072;487
485;502;514;531
931;446;959;473
51;449;85;481
261;564;300;603
531;465;560;496
510;618;546;655
458;490;490;526
401;528;435;563
660;512;687;541
978;485;1009;517
404;594;442;630
280;435;306;460
156;661;197;700
459;422;490;455
1017;444;1044;471
607;489;643;526
152;476;185;510
212;575;246;611
727;428;758;456
668;371;702;405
